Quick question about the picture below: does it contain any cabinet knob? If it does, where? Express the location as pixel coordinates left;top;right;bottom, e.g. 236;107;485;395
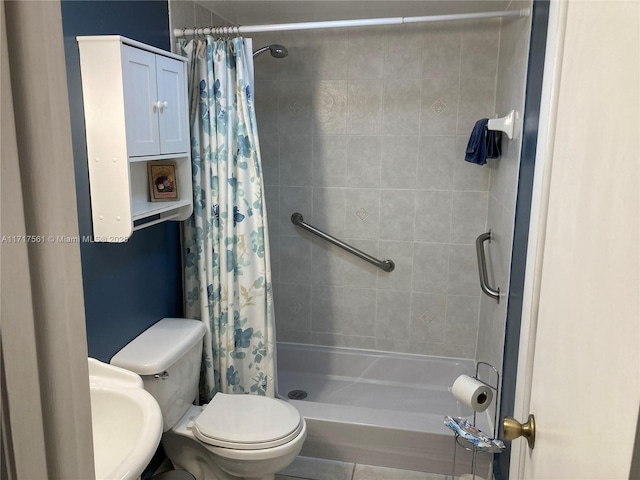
152;101;168;112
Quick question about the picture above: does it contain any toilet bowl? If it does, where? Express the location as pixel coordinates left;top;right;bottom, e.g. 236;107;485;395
111;318;306;480
164;401;306;480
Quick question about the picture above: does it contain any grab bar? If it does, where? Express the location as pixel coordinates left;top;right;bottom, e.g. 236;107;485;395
291;212;395;272
476;231;500;303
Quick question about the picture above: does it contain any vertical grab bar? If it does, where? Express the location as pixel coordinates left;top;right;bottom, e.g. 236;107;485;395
476;231;500;303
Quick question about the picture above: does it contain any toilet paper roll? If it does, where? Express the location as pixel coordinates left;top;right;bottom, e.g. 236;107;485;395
452;375;493;412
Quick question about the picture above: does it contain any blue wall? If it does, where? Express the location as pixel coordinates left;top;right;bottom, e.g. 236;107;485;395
494;1;550;478
61;1;183;362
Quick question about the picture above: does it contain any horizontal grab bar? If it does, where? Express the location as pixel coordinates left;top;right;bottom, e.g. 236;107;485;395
291;212;395;272
475;231;500;303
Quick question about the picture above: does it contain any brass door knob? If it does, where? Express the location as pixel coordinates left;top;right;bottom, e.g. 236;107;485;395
503;414;536;449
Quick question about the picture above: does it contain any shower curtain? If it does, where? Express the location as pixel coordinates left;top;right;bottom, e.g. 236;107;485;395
179;36;275;400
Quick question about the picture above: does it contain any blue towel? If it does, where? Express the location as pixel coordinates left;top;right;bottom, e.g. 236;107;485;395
465;119;501;165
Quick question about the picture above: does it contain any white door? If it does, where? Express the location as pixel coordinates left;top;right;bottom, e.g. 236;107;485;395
510;1;639;478
156;55;189;155
122;45;161;157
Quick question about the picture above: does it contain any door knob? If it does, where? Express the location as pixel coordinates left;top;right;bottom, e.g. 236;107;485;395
503;414;536;449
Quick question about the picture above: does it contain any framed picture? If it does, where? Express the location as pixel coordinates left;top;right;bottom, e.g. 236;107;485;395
148;161;179;202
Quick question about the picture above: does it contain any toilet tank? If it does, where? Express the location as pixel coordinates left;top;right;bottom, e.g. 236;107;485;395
111;318;206;431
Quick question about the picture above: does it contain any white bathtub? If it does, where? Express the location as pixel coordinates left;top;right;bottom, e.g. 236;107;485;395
277;342;492;476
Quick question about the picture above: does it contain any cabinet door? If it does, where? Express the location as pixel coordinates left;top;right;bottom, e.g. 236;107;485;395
122;45;160;157
156;55;189;155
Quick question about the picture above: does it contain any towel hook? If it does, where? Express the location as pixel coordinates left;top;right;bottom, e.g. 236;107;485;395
487;110;515;140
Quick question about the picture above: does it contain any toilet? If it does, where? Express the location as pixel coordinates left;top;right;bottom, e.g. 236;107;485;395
110;318;306;480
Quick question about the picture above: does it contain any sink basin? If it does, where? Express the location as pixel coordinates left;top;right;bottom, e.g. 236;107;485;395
88;358;163;480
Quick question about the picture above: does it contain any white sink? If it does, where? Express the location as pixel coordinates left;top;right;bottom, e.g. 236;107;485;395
88;358;163;480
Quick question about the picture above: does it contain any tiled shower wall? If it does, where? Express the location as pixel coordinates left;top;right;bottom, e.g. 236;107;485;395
169;0;532;366
477;4;533;374
169;0;227;46
248;20;502;359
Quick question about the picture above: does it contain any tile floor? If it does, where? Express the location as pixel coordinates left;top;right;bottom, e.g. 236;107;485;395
152;454;459;480
276;456;451;480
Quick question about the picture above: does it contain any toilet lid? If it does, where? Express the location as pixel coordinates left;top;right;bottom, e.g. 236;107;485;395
193;393;302;450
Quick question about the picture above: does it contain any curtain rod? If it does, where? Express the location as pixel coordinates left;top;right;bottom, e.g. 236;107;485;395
174;8;530;37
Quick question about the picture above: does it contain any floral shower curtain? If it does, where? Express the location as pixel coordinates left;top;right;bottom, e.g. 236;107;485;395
179;36;275;400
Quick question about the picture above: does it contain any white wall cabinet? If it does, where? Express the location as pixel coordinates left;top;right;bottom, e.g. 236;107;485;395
77;35;193;242
122;45;189;157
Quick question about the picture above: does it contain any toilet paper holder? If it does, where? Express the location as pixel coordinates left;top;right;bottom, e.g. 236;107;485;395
449;361;501;479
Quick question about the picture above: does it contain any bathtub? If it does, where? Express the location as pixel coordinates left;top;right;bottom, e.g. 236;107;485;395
276;342;492;477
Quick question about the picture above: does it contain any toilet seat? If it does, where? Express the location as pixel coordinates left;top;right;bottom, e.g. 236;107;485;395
193;393;303;450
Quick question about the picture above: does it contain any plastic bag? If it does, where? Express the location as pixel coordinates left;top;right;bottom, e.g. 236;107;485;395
444;416;505;453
